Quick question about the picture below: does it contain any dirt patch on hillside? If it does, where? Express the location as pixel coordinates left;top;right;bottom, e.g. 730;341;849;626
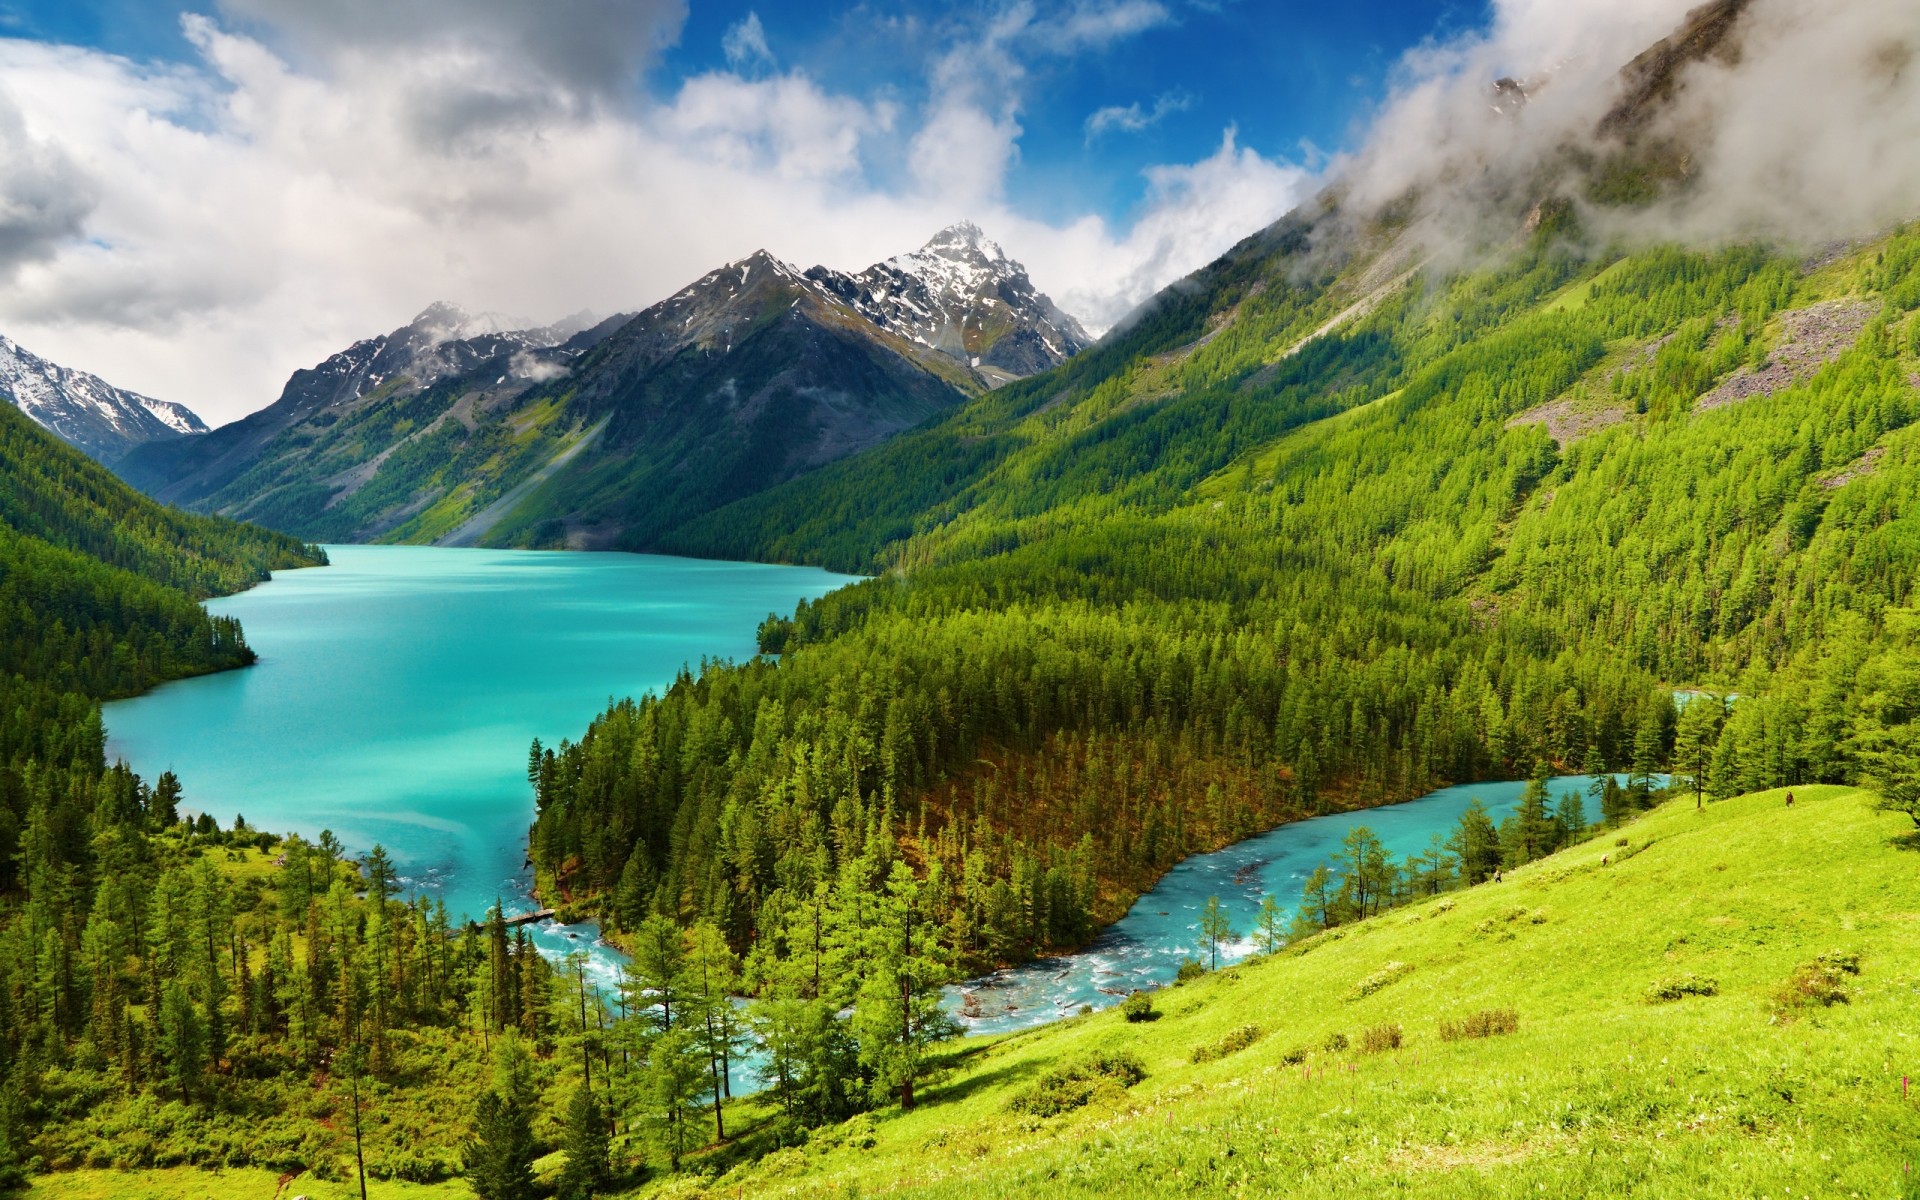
1696;300;1876;411
1822;445;1887;489
1506;399;1631;445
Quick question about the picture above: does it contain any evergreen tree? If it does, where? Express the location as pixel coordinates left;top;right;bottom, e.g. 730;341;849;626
644;1027;706;1170
465;1089;537;1200
1449;799;1502;884
1196;895;1233;971
156;979;205;1104
1513;762;1559;862
1293;865;1337;935
852;862;956;1110
1628;709;1665;803
685;921;740;1139
1673;696;1726;809
1253;894;1285;955
557;1083;612;1200
150;771;182;828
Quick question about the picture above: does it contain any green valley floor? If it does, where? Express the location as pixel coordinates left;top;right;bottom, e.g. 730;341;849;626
31;784;1920;1198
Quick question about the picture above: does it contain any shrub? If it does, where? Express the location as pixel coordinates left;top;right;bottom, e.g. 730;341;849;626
1345;961;1413;1000
1190;1024;1264;1064
1359;1023;1403;1054
1438;1008;1520;1041
1279;1045;1309;1066
1322;1031;1349;1053
1774;951;1861;1016
1006;1051;1148;1118
1121;991;1157;1022
1645;973;1719;1002
1176;960;1207;984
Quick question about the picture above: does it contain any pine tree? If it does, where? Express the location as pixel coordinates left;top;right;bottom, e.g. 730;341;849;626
1629;709;1665;803
1196;895;1233;971
1514;762;1559;862
644;1027;706;1170
1673;695;1725;809
1449;799;1502;884
557;1083;612;1199
852;862;956;1110
149;771;182;829
1253;894;1286;955
156;979;205;1104
465;1090;537;1200
1293;864;1337;934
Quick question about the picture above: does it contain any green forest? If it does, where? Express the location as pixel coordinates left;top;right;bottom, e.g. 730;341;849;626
532;221;1920;975
9;203;1920;1197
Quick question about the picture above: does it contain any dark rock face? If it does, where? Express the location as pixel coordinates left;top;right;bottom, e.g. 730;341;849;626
1597;0;1754;140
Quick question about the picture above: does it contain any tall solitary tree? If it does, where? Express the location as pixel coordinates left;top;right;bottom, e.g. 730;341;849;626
1672;695;1726;809
1449;800;1502;885
1196;895;1234;971
1253;894;1286;955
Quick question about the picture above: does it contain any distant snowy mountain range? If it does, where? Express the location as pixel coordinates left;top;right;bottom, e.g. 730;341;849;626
112;222;1092;549
0;335;206;462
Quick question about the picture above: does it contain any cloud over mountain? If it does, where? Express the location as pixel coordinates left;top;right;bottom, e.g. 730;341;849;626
0;1;1310;423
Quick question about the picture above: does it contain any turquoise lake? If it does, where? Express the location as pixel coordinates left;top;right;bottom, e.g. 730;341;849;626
104;544;1630;1063
102;545;858;964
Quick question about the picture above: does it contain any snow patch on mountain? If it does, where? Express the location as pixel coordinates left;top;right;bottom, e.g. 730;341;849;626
0;334;207;461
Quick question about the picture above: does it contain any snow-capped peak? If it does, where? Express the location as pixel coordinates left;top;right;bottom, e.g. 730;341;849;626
0;333;207;461
808;221;1093;380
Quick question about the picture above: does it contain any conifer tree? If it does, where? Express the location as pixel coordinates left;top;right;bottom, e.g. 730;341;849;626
1196;895;1233;971
558;1083;612;1199
1254;894;1286;955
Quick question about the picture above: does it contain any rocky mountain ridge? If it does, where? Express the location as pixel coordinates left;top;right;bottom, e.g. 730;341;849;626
0;334;206;462
114;224;1086;549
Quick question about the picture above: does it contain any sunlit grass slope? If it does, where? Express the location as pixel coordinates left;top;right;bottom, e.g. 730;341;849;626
31;788;1917;1199
667;786;1920;1198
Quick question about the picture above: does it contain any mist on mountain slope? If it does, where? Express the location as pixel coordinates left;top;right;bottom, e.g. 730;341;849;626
1331;0;1920;260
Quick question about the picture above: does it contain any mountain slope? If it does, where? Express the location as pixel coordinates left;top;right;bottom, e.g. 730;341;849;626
677;786;1920;1198
810;221;1092;384
0;334;206;462
524;0;1920;1067
112;303;627;540
113;225;1088;550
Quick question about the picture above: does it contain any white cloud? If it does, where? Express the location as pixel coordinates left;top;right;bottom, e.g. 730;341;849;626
1008;128;1313;333
0;3;1307;421
721;12;775;73
1085;90;1193;141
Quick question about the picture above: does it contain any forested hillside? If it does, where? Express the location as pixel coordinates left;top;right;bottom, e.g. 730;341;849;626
526;210;1920;1054
0;404;335;1181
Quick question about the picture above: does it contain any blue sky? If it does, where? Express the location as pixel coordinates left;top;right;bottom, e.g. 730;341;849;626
0;0;1498;419
0;0;1487;229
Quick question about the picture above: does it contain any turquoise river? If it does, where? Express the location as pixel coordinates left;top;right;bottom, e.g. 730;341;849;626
104;545;1620;1054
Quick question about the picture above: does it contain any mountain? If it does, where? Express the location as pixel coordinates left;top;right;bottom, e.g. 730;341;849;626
809;221;1093;384
527;0;1920;1065
114;226;1088;548
0;333;206;462
113;301;627;525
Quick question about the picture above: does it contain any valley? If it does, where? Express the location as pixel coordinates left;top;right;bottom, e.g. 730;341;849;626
2;0;1919;1195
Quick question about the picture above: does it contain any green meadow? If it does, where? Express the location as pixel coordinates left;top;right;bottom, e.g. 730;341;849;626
38;784;1916;1199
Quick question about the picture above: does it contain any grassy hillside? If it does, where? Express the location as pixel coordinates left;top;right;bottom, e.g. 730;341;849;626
43;784;1916;1198
660;785;1919;1197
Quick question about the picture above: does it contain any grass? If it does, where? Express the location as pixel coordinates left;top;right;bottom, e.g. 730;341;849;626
661;785;1920;1197
30;786;1920;1197
23;1167;472;1199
